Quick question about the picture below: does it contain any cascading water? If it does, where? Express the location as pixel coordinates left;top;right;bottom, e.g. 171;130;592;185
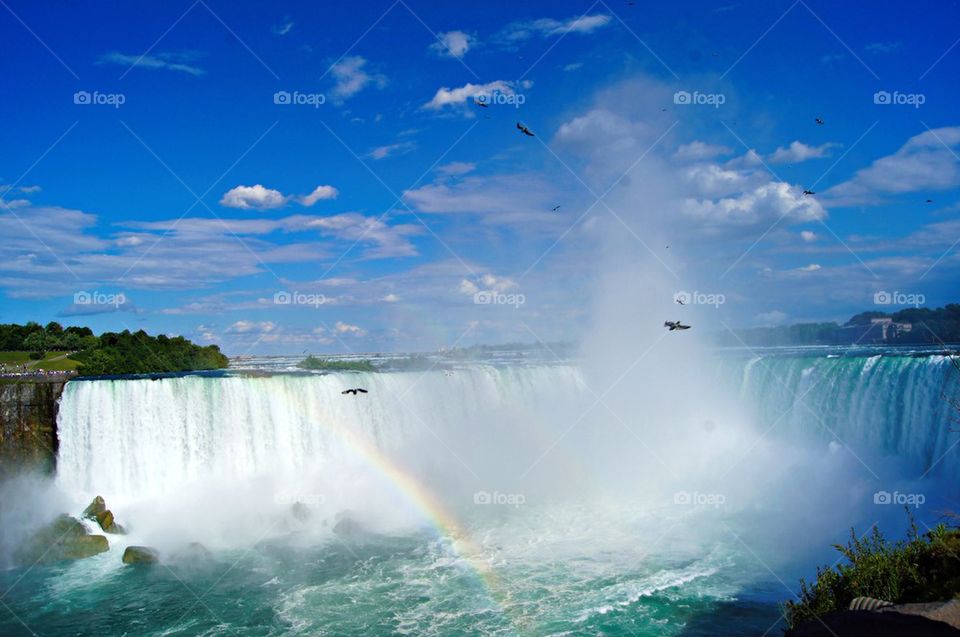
2;351;956;636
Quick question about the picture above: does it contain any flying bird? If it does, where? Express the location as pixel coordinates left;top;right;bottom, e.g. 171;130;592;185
517;122;535;137
675;298;685;306
815;117;825;125
341;388;368;395
803;190;816;196
664;321;691;331
926;199;934;203
552;205;561;211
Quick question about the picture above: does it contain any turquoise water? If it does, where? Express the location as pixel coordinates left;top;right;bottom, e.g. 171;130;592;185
1;349;957;635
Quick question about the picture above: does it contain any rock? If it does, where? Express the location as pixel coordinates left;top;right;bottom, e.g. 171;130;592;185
333;512;364;537
171;542;212;562
16;515;109;564
788;600;960;636
122;546;159;565
291;502;311;522
94;509;126;534
82;495;106;519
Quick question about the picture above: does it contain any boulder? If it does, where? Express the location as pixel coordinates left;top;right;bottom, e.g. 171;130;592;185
291;502;311;522
16;515;109;564
171;542;212;562
122;545;159;565
82;495;106;519
788;600;960;636
94;509;126;534
333;512;364;537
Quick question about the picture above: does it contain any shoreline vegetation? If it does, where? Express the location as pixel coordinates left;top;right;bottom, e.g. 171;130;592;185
0;322;228;377
784;518;960;633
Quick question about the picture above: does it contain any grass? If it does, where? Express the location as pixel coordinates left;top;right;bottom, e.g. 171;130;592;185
297;356;376;372
783;516;960;630
0;351;81;371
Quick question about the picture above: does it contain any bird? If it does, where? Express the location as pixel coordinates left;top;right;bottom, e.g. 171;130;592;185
926;199;934;203
675;298;685;306
552;205;561;211
517;122;535;137
474;98;489;108
803;189;816;196
664;321;691;331
815;117;825;125
341;388;368;395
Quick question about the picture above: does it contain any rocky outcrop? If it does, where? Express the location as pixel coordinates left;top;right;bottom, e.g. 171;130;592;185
122;546;159;565
82;496;126;534
788;599;960;636
16;514;108;564
0;378;68;475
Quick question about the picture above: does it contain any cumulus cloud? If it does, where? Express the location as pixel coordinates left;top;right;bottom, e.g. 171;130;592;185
824;126;960;205
768;141;839;164
334;321;366;336
430;30;473;58
329;56;386;101
227;320;276;334
305;212;420;258
423;80;516;110
98;51;204;75
800;230;817;242
220;185;288;210
298;185;339;206
682;182;826;226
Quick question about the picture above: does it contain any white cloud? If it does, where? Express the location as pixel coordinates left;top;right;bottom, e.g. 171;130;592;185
500;14;611;42
683;182;826;225
563;62;584;71
437;161;476;176
227;320;276;334
382;293;400;303
796;263;821;272
1;199;31;210
220;185;288;210
768;141;839;164
98;51;204;76
272;19;294;35
404;173;560;225
673;141;733;161
305;212;420;258
367;141;415;160
824;126;960;205
800;230;817;242
430;30;472;58
423;80;515;110
755;310;788;325
298;185;339;206
330;56;386;101
334;321;366;336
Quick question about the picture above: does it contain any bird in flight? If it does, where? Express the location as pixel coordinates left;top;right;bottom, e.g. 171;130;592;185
803;189;816;196
341;388;368;395
675;298;685;306
664;321;691;331
517;122;535;137
926;199;934;203
815;117;825;125
552;205;561;211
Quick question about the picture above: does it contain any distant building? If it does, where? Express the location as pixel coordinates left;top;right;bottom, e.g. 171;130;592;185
869;317;913;341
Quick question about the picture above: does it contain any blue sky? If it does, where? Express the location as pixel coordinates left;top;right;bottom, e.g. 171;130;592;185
1;0;959;354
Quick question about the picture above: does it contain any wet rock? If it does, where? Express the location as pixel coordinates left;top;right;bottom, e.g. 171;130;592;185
291;502;311;522
16;515;109;564
82;495;106;519
122;545;159;565
788;599;960;636
94;509;126;534
332;512;364;537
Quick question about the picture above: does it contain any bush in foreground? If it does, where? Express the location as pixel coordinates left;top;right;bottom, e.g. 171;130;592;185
783;517;960;630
